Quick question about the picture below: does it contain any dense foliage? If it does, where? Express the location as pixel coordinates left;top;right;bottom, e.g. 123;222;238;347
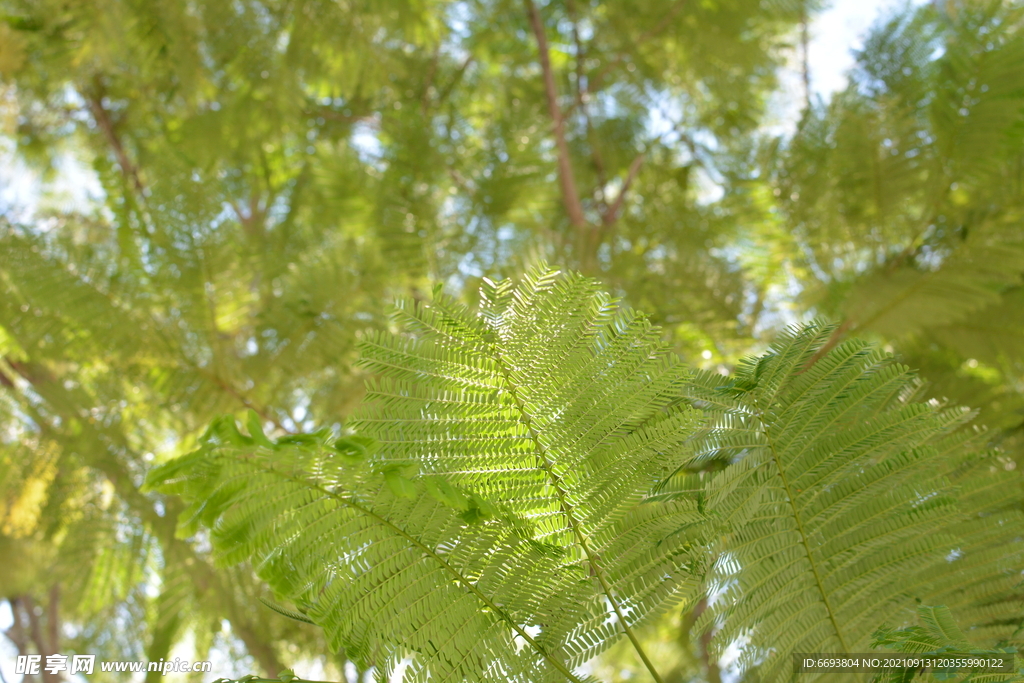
1;0;1023;681
149;268;1024;682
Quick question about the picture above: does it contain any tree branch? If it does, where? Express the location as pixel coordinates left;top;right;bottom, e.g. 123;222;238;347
567;0;611;215
692;598;722;683
420;45;442;116
75;79;353;439
796;320;851;374
563;0;687;120
22;595;59;683
800;5;811;111
46;585;59;662
524;0;587;229
435;55;474;108
5;598;35;683
203;368;292;435
4;598;28;658
587;107;686;257
85;88;145;197
3;598;32;683
604;152;645;225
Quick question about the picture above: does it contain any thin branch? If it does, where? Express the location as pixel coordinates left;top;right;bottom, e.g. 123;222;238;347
435;55;474;107
301;107;374;125
447;167;476;196
584;108;687;263
567;0;611;216
800;5;811;111
596;103;690;232
46;103;290;430
694;598;722;683
4;598;28;657
46;585;59;659
254;147;272;202
22;595;43;654
421;45;442;116
194;249;292;436
203;369;292;435
604;152;645;225
5;598;35;683
85;87;145;197
22;596;59;683
568;0;587;104
524;0;587;229
798;320;851;374
229;199;250;227
563;0;687;120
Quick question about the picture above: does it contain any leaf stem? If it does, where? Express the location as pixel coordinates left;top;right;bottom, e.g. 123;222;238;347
752;396;851;654
237;460;586;683
491;351;668;683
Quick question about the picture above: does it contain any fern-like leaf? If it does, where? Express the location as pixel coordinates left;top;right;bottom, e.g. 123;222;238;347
871;605;1023;683
147;266;709;682
678;322;1024;682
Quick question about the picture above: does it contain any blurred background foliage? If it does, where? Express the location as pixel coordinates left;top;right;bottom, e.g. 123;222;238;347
0;0;1022;681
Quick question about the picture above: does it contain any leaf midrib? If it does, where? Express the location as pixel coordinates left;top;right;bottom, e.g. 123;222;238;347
489;344;669;683
750;393;852;655
222;454;586;683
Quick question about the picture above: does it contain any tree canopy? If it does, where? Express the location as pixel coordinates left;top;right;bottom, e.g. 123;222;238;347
1;0;1023;682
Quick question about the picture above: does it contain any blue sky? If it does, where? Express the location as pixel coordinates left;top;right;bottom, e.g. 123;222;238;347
808;0;923;96
770;0;926;133
0;0;923;220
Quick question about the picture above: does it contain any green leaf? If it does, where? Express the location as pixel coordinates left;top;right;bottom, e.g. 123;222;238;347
332;435;378;460
150;267;709;683
247;410;275;449
423;476;470;510
382;468;417;498
871;606;1024;683
675;322;1024;682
